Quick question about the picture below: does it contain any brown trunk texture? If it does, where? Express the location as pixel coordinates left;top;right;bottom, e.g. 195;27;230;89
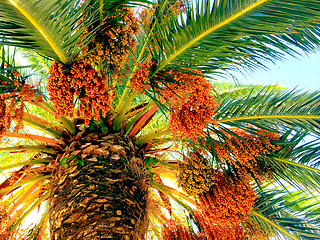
49;129;149;240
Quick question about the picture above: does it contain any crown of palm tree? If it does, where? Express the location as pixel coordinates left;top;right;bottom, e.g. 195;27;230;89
1;0;320;239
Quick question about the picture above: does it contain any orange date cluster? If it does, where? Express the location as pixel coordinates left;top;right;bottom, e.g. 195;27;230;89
46;59;114;126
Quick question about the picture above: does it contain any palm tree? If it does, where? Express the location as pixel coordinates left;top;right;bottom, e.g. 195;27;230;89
1;0;320;239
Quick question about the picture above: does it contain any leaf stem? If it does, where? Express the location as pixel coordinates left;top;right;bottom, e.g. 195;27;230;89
113;90;138;132
151;180;197;206
2;132;59;145
125;101;155;134
23;116;62;139
216;115;320;123
60;116;76;135
0;145;56;154
9;190;51;233
29;210;49;239
274;158;320;174
0;158;51;171
155;161;177;171
39;100;55;114
99;0;104;23
0;175;51;195
135;128;169;146
35;53;50;72
40;100;76;134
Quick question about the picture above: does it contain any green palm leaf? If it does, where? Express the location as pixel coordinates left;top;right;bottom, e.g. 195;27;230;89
252;188;320;239
213;82;285;101
149;0;320;78
0;0;97;62
265;131;320;191
214;88;320;135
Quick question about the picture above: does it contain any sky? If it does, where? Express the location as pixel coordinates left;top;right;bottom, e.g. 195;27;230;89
233;51;320;91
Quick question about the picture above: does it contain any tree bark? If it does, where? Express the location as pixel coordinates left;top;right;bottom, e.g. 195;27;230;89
49;131;149;240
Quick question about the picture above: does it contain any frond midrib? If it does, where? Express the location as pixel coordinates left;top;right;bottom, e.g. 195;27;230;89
216;114;320;123
151;0;269;77
8;0;67;63
251;211;299;240
273;157;320;174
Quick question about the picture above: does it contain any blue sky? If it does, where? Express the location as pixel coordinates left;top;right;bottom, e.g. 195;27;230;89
234;52;320;91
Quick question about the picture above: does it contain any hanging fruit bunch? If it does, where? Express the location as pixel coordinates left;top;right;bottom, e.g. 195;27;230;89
82;8;139;65
161;220;198;240
0;64;41;137
193;212;250;240
214;128;281;182
196;172;257;226
0;83;42;137
46;59;114;126
174;149;265;239
177;151;216;195
0;64;22;94
81;8;140;84
162;70;219;141
129;68;219;142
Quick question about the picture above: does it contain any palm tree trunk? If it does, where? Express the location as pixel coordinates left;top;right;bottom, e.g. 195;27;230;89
49;130;149;240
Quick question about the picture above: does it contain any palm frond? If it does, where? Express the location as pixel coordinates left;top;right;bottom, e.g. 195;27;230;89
213;81;285;101
18;49;51;79
207;92;320;190
149;0;320;78
0;0;97;62
264;131;320;192
252;187;320;239
214;88;320;135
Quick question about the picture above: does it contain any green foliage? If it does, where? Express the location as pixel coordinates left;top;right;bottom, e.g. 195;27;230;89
149;0;320;77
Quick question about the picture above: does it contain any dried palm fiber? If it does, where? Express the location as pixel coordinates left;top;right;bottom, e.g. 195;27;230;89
153;173;173;215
